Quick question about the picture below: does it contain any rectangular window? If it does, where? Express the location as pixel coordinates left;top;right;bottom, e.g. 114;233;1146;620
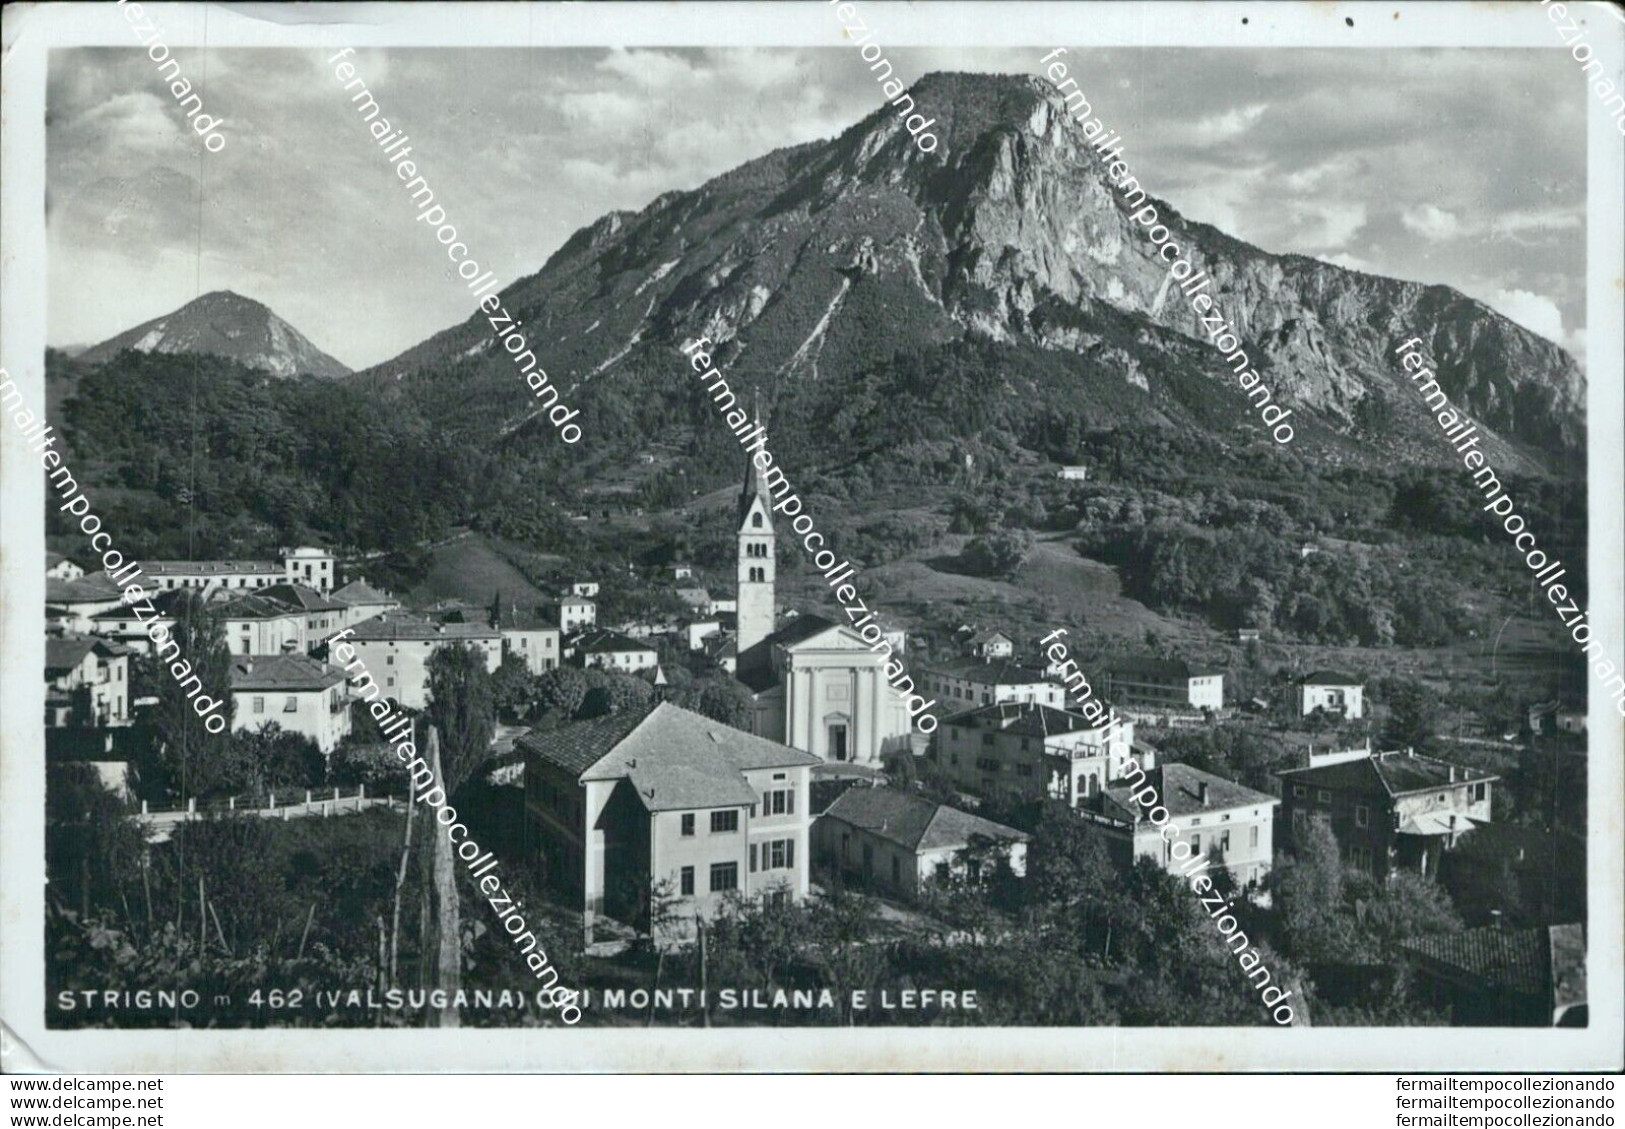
1250;825;1259;848
681;813;695;837
680;867;694;896
283;696;298;713
1017;764;1033;777
1191;833;1201;854
710;810;738;834
1355;804;1370;828
1292;785;1307;798
1472;782;1487;802
1219;830;1231;852
709;862;738;893
770;840;786;869
981;733;994;747
1317;789;1331;804
386;655;394;665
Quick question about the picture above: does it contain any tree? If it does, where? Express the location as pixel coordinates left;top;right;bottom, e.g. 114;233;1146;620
149;592;234;799
578;669;655;719
963;526;1036;578
533;666;588;721
425;644;496;796
490;654;535;719
233;722;326;793
1027;801;1116;910
1271;816;1355;963
1381;681;1440;753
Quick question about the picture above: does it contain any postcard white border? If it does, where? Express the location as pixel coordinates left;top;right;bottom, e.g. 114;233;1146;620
2;0;1621;1073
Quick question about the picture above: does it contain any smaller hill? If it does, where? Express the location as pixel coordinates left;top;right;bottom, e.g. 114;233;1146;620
77;290;350;379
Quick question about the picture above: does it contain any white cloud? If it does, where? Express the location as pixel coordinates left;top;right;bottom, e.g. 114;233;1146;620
1487;288;1565;346
1400;204;1462;242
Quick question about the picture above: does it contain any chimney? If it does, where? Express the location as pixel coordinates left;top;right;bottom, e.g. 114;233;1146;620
1449;766;1456;782
1198;781;1209;806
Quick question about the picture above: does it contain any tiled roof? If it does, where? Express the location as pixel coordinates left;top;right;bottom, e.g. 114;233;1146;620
1401;924;1585;1006
230;654;347;692
47;550;75;567
967;629;1013;645
47;574;126;602
1276;750;1498;797
521;702;818;812
575;629;655;654
1299;670;1361;686
348;611;498;641
1104;762;1277;821
91;589;191;620
1106;657;1224;681
518;709;653;776
331;579;396;606
823;788;1027;852
923;658;1053;685
940;700;1112;738
260;583;346;613
46;636;128;673
560;594;595;607
494;603;558;631
217;593;304;622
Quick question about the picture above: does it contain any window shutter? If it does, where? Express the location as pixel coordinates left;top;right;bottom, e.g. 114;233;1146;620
787;788;796;814
750;844;757;873
786;838;795;868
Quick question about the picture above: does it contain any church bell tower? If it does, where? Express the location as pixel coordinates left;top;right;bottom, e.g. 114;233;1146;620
736;411;777;654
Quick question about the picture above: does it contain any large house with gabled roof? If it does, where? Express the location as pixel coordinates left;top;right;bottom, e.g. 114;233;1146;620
519;702;819;937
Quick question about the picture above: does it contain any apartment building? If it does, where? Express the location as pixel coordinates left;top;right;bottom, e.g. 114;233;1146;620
920;658;1065;710
1275;747;1496;879
494;605;562;676
45;637;131;727
229;654;352;753
1100;657;1225;711
934;701;1140;805
343;612;502;709
520;702;819;939
330;579;401;627
1091;762;1278;888
814;787;1028;900
572;629;658;673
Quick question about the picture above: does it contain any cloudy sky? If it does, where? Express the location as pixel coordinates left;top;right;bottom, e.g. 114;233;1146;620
47;46;1586;370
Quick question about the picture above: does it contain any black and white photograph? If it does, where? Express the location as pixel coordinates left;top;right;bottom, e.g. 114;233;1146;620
1;0;1622;1090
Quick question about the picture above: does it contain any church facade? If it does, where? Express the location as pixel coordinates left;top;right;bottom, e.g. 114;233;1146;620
730;447;915;765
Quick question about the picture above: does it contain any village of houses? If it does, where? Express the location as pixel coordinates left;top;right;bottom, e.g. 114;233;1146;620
43;459;1588;1027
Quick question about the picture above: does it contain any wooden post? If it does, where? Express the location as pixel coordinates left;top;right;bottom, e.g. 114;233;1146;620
699;918;710;1029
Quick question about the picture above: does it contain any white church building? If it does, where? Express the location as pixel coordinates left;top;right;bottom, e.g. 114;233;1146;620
729;448;915;766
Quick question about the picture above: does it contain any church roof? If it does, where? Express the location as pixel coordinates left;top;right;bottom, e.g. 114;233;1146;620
734;613;851;693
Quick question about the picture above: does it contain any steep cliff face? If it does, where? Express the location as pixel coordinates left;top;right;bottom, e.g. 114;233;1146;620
371;72;1583;467
79;290;352;379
